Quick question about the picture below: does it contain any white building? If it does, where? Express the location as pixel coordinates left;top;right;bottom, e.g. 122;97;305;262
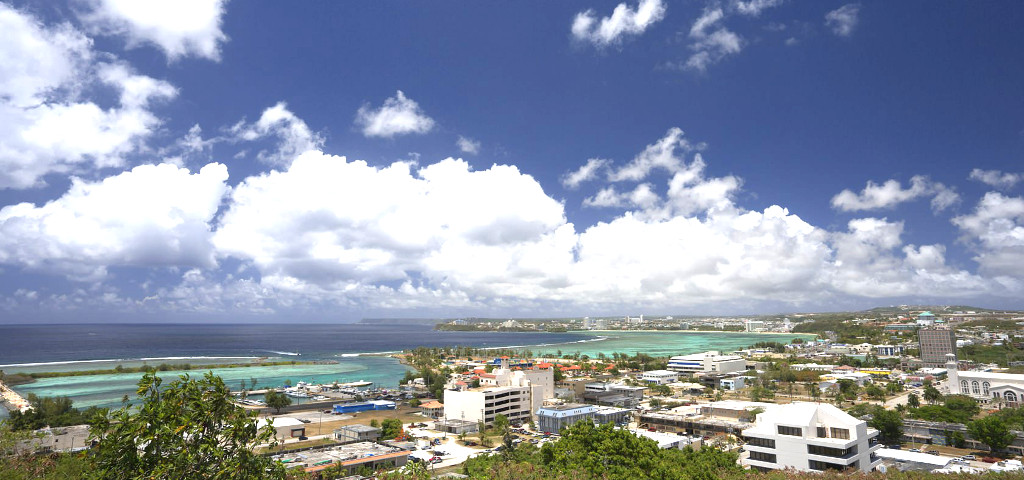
742;402;882;473
582;317;593;329
667;351;746;375
745;320;766;332
639;370;678;385
947;354;1024;406
444;358;554;425
875;345;904;356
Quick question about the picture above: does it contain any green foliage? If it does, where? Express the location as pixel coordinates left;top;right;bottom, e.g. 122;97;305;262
864;384;886;401
907;392;920;408
791;316;887;343
6;394;106;431
945;430;966;448
922;383;943;404
369;419;380;428
968;415;1016;452
264;389;292;414
88;371;284;480
408;398;421;407
464;421;744;480
380;418;403;439
493;414;510;436
960;343;1024;367
749;342;787;353
908;395;978;424
869;408;904;445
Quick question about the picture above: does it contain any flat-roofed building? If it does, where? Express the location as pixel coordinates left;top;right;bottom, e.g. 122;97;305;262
639;370;678;385
742;402;882;473
536;404;595;433
334;424;381;444
668;351;746;375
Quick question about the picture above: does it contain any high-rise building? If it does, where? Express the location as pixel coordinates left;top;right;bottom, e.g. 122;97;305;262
918;326;956;368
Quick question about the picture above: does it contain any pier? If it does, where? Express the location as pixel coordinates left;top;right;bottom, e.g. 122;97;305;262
0;379;31;412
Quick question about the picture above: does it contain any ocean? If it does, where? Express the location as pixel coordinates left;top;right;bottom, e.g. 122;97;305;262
0;323;814;415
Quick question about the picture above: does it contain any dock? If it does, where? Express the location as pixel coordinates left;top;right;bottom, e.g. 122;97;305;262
0;379;31;412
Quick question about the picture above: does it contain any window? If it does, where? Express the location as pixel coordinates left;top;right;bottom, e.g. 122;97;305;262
777;425;802;436
972;381;981;395
746;437;776;448
830;428;850;440
984;382;990;395
809;460;851;471
809;445;856;458
817;426;827;438
1006;391;1018;403
750;451;777;463
961;380;969;392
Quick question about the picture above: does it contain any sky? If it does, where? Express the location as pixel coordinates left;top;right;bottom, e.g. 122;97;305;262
0;0;1023;323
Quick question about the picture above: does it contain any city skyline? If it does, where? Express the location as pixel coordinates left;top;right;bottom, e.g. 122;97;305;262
0;1;1023;322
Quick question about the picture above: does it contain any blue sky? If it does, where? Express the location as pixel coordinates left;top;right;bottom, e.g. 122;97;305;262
1;0;1023;322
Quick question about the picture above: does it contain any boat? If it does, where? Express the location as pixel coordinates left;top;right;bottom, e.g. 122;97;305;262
339;380;373;388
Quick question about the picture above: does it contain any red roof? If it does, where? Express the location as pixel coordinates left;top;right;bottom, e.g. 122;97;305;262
536;362;554;369
420;401;444;409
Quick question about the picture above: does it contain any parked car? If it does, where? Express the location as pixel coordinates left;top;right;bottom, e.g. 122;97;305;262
982;456;1000;463
926;450;940;455
963;455;977;461
909;448;921;453
298;436;308;441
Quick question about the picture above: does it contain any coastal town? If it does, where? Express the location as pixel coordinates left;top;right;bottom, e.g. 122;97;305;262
7;307;1024;478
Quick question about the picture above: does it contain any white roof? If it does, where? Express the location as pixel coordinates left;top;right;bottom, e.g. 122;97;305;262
642;370;678;376
743;402;862;438
955;370;1024;381
876;449;952;467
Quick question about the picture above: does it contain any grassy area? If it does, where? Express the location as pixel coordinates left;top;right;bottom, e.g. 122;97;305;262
960;343;1024;366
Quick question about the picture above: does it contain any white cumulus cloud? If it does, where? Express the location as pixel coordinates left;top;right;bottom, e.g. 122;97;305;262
230;102;323;166
0;163;229;281
825;3;861;37
0;5;178;189
456;136;481;155
953;192;1024;277
562;158;609;189
682;8;744;72
969;168;1022;190
831;176;959;213
77;0;229;61
355;90;435;138
571;0;666;48
213;152;569;298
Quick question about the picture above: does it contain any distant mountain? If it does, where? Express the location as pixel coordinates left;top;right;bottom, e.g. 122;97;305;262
861;305;1010;314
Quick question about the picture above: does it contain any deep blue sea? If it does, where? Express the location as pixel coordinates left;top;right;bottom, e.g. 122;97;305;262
0;323;583;366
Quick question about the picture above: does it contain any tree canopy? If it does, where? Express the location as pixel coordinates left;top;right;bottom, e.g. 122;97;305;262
967;416;1016;453
88;372;284;480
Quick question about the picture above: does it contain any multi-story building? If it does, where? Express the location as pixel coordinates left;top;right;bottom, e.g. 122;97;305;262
742;403;882;473
639;370;678;385
443;357;554;426
918;326;956;368
667;351;746;375
582;382;646;407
